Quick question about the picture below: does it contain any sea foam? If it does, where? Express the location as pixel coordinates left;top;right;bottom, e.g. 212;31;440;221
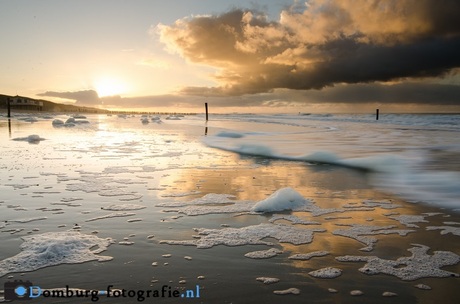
251;187;310;213
0;231;114;277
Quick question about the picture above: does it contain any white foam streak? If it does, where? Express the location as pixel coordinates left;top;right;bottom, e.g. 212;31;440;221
204;131;460;209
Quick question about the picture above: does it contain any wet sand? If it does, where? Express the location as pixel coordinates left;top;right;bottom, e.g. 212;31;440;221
0;114;459;303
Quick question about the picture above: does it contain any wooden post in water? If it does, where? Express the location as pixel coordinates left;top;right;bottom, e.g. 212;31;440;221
7;98;11;118
205;103;209;121
8;118;11;137
376;108;379;120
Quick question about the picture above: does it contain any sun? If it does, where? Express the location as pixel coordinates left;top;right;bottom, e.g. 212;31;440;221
94;77;127;97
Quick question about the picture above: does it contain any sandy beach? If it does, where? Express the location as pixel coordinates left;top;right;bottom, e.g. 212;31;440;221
0;113;459;303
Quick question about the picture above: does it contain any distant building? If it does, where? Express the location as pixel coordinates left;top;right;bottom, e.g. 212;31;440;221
8;96;43;111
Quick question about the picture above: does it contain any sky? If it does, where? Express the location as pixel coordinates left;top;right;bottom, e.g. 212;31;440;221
1;0;459;113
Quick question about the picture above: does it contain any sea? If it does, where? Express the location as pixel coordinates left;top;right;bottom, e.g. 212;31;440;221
0;112;459;304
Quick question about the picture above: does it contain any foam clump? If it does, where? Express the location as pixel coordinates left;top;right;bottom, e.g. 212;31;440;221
166;203;254;216
118;241;134;245
350;290;363;296
101;204;146;211
288;251;329;260
382;291;398;297
9;217;47;223
332;224;415;251
336;244;460;280
256;277;280;284
389;214;430;228
273;288;300;295
414;284;431;290
160;223;325;249
244;248;283;259
269;214;320;225
85;212;136;222
12;134;45;143
426;225;460;236
361;199;401;209
0;231;114;277
309;267;342;279
251;187;311;213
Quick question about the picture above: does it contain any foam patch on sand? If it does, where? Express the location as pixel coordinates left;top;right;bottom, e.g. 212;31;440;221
101;204;146;211
343;199;401;210
244;248;283;259
388;214;431;228
0;231;114;277
256;277;280;284
158;193;254;216
160;191;201;198
160;223;325;249
51;202;82;207
85;212;136;222
426;226;460;236
9;217;47;223
288;251;329;260
308;267;342;279
336;244;460;280
99;189;142;200
332;224;415;251
273;288;300;295
161;201;255;216
269;214;320;225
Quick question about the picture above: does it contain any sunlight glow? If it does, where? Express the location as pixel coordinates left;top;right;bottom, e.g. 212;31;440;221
94;77;128;97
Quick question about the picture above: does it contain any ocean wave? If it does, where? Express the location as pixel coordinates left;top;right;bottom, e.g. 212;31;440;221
204;130;460;209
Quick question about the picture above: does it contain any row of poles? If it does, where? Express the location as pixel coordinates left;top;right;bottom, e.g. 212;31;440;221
6;100;379;121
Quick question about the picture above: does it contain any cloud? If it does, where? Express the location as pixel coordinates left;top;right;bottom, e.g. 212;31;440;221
37;90;101;105
286;83;460;105
100;82;460;109
37;82;460;112
158;0;460;98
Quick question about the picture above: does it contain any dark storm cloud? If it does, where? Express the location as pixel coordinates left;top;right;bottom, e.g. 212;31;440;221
296;83;460;105
158;0;460;99
103;82;460;108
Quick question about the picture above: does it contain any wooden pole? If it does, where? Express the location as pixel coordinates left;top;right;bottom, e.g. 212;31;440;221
205;103;208;121
7;98;11;118
8;118;11;137
376;108;379;120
